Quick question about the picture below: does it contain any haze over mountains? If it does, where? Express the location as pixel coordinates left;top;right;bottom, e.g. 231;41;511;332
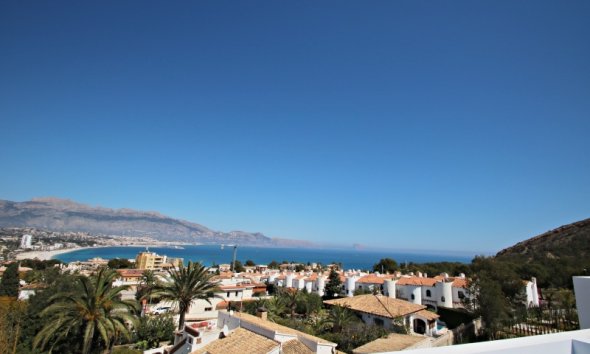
0;197;313;247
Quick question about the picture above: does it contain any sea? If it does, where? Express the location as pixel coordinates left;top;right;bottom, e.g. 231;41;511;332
55;244;474;270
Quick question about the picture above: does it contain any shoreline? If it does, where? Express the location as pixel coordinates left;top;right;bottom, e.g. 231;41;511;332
15;246;110;261
15;243;176;261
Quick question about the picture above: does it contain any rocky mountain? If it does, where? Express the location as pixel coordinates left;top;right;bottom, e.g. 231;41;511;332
0;197;288;245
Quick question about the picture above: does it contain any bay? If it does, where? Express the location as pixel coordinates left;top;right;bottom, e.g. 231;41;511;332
55;245;473;270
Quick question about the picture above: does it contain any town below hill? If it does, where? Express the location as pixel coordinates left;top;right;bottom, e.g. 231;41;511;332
0;197;314;247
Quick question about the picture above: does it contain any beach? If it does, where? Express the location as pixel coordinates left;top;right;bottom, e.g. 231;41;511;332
15;243;185;261
15;246;105;261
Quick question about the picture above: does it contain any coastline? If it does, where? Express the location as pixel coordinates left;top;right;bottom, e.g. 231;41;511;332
15;243;187;261
15;246;110;261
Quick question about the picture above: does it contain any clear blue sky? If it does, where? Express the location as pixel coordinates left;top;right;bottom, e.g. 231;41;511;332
1;1;589;254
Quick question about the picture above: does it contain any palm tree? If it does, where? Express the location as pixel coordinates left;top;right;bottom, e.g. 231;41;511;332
323;305;356;333
277;288;301;318
156;262;219;330
33;267;138;354
137;270;158;304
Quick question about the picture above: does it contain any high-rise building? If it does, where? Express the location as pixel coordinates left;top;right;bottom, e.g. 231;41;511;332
20;234;32;249
135;250;167;270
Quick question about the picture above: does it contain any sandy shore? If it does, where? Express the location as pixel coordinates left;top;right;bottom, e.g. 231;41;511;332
14;243;187;261
15;246;105;261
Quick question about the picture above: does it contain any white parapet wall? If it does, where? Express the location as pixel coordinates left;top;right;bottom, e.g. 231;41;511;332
574;276;590;330
375;329;590;354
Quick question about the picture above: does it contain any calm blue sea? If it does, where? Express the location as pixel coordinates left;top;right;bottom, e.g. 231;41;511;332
55;245;473;270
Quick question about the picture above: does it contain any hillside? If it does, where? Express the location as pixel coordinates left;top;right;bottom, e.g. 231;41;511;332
495;218;590;287
0;197;303;246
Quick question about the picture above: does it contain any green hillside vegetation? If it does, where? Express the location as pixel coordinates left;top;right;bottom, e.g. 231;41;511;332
495;218;590;288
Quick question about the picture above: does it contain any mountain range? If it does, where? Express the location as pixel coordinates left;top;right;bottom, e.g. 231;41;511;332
0;197;313;247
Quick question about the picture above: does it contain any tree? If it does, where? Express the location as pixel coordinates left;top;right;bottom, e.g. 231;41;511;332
296;291;323;317
33;267;138;354
108;258;133;269
268;260;279;269
277;288;301;318
155;261;219;330
467;277;509;339
136;270;158;305
0;263;19;298
0;299;27;354
135;314;175;349
244;259;255;267
16;270;80;353
232;260;245;273
323;305;356;333
324;269;343;299
373;258;398;274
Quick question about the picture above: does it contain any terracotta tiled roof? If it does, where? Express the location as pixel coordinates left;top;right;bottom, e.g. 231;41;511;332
356;274;386;284
219;284;253;291
324;294;426;319
116;269;145;277
352;333;427;353
281;339;314;354
232;312;336;345
416;309;439;321
396;276;438;286
191;328;279;354
305;273;319;281
452;278;468;288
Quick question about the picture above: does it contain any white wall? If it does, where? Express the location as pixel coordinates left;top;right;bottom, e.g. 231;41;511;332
375;329;590;354
574;276;590;330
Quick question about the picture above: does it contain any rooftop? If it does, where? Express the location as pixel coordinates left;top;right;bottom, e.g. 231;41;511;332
231;311;336;345
324;294;434;319
352;333;428;353
191;327;279;354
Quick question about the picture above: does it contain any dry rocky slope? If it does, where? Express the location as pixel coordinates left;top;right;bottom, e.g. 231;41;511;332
496;217;590;260
495;217;590;287
0;197;310;246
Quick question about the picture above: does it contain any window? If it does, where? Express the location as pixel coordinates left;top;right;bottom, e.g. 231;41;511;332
188;337;193;344
374;318;384;326
458;291;465;299
235;291;239;296
426;290;431;297
205;307;212;312
411;294;415;300
441;296;446;302
227;292;230;298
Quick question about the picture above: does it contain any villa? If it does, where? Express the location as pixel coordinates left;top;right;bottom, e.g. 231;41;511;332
324;294;443;336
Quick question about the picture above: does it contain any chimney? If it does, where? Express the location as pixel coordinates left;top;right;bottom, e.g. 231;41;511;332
256;307;268;321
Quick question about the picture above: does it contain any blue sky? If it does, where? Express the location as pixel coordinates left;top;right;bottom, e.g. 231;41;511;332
1;1;589;254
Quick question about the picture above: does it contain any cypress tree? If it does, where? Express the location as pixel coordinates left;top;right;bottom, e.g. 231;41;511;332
324;269;343;299
0;263;20;298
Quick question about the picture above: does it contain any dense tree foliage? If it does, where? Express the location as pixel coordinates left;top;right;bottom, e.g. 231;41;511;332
244;259;255;266
232;260;245;272
33;268;138;354
0;263;20;297
19;259;62;270
108;258;133;269
0;298;27;353
372;258;398;274
135;314;175;350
